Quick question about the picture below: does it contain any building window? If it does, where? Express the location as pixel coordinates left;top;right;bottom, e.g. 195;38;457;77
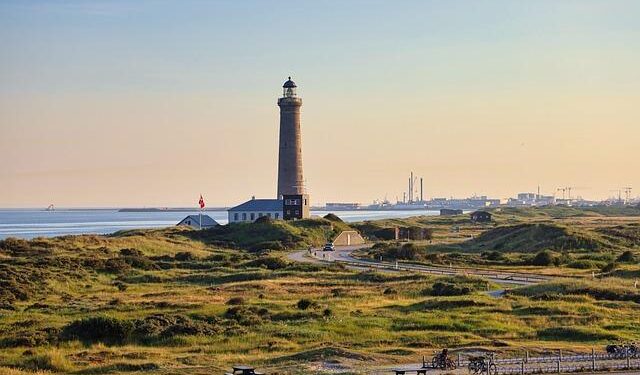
242;213;247;221
234;213;238;221
295;210;299;215
275;213;279;219
250;213;255;221
286;210;290;215
304;199;307;205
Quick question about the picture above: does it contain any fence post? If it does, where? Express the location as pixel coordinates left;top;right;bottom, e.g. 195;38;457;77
521;361;525;375
457;353;461;367
627;349;631;369
592;348;596;371
422;355;425;368
559;349;562;362
525;350;529;363
556;360;560;373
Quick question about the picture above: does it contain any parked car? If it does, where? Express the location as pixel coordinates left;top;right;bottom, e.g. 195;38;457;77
322;243;335;251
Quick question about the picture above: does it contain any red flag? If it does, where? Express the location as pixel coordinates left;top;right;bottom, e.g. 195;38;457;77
199;195;205;209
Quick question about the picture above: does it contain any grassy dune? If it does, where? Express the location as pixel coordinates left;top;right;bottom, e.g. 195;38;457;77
0;209;639;374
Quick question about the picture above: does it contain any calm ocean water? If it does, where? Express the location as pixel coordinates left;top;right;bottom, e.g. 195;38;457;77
0;209;438;239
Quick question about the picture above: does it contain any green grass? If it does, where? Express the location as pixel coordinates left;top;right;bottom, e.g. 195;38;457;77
1;208;639;374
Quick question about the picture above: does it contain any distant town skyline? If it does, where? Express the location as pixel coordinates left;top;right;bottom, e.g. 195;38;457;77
1;1;639;208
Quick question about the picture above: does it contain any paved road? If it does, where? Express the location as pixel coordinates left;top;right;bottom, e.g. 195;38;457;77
288;245;555;286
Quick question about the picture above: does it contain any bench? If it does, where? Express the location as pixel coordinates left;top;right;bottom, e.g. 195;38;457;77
391;368;429;375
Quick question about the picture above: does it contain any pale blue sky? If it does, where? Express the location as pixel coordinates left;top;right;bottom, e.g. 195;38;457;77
1;1;639;206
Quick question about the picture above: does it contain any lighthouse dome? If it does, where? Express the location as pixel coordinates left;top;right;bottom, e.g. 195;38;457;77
283;77;297;88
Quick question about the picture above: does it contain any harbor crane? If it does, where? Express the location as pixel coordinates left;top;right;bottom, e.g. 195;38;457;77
556;187;576;200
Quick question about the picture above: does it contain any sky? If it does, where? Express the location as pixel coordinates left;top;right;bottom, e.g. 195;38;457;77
0;0;639;208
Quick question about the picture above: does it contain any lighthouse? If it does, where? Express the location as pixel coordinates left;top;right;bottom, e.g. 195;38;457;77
277;77;309;219
277;77;305;197
226;77;310;223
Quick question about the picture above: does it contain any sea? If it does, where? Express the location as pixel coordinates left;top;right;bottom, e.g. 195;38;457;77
0;209;440;239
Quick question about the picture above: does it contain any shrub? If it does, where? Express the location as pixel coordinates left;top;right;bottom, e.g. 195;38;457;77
617;251;635;263
323;213;343;222
101;258;132;274
134;314;219;338
15;349;74;372
243;256;290;270
224;306;269;326
113;281;128;291
323;308;333;317
567;260;598;269
254;215;273;224
296;298;316;310
119;248;143;257
531;250;556;266
248;241;285;252
483;251;505;261
226;297;245;305
175;252;196;261
430;282;472;296
383;287;398;295
60;316;133;344
600;262;618;273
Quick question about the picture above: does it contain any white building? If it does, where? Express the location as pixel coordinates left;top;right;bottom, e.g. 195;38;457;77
228;198;283;223
177;214;220;229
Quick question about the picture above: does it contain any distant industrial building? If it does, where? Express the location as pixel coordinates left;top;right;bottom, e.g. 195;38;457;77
508;192;556;206
326;202;361;210
177;215;219;229
228;78;310;222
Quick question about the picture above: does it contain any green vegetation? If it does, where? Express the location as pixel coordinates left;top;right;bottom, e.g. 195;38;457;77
0;206;639;374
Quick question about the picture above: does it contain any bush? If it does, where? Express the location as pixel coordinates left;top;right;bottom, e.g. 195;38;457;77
15;349;74;372
60;316;133;344
323;213;343;222
133;314;220;338
119;248;143;257
224;306;269;326
175;252;196;261
243;256;290;270
601;262;618;273
531;250;556;266
254;215;273;224
323;308;333;317
101;258;132;274
383;287;398;295
248;241;285;252
113;281;128;291
296;298;316;310
617;251;635;263
430;282;472;296
226;297;245;305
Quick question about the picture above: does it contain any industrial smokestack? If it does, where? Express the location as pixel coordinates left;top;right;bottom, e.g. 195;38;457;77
410;172;414;203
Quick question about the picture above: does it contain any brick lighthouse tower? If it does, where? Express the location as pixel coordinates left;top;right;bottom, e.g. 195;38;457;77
277;77;309;219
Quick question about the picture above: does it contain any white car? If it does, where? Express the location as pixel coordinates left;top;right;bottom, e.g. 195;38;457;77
322;243;335;251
